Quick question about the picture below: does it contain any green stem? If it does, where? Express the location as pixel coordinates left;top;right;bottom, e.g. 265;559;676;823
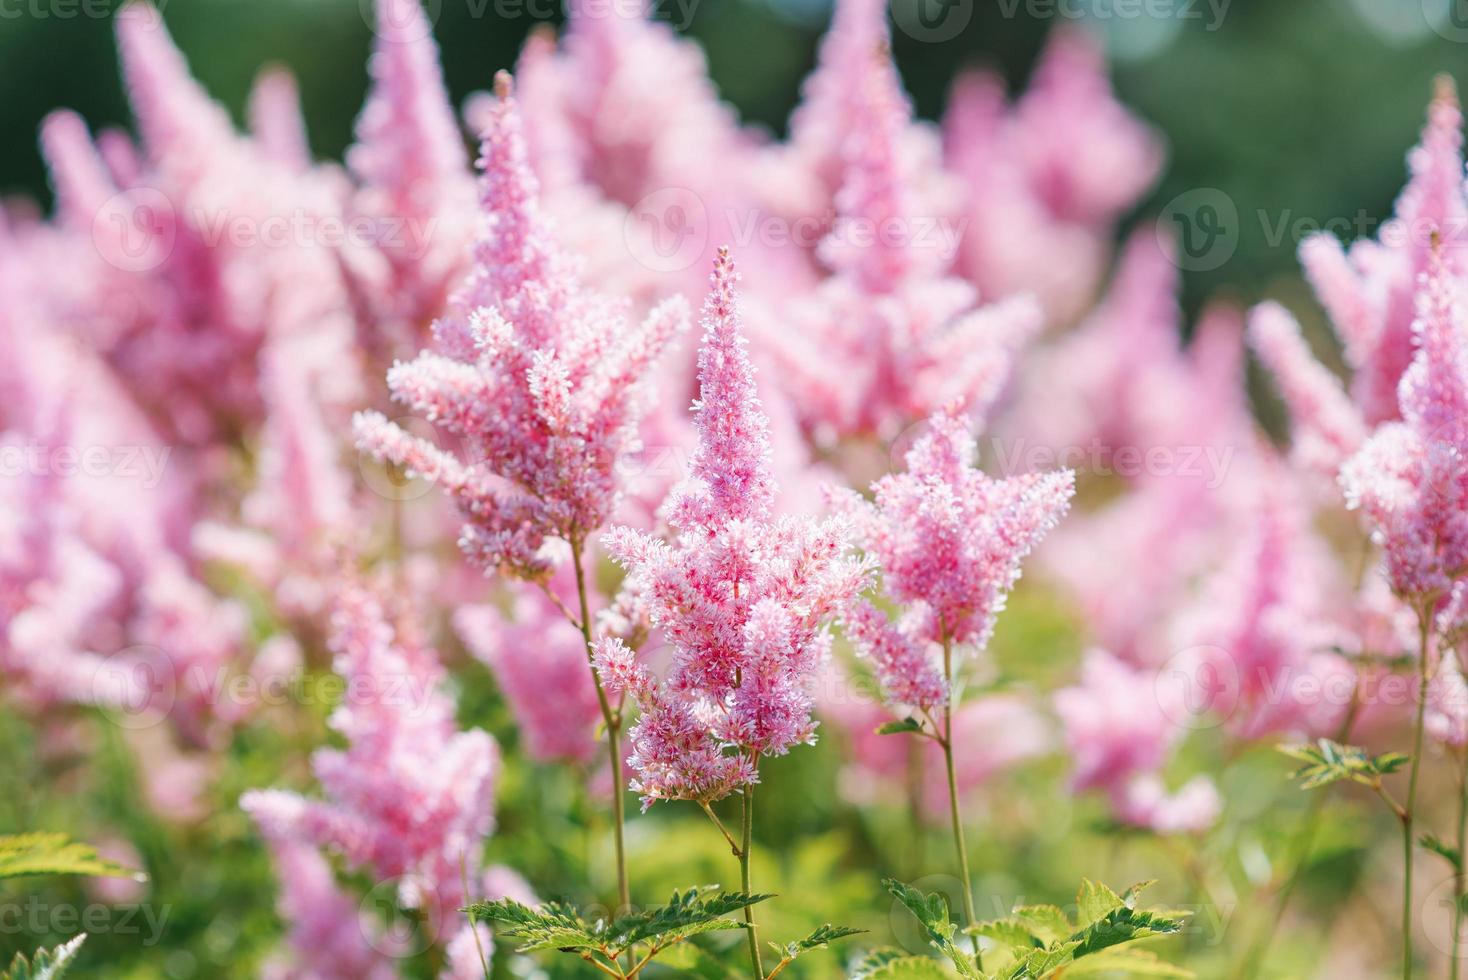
1454;744;1468;980
741;761;765;980
940;637;982;973
1232;675;1364;980
571;541;631;917
1404;615;1433;980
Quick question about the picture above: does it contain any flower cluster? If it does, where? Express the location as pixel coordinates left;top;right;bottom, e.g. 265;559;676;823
594;249;869;808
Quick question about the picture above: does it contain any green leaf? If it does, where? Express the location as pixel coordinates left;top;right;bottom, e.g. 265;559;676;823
2;936;86;980
882;879;983;979
1076;879;1125;928
969;916;1043;950
468;888;770;962
1013;905;1074;946
0;835;143;882
876;718;925;736
1070;906;1186;957
851;949;952;979
1059;948;1194;976
1279;740;1408;791
768;923;865;961
1422;834;1463;871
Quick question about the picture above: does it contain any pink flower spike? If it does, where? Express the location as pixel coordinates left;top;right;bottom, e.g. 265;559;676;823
248;66;312;173
1248;301;1367;479
355;70;689;580
600;250;868;807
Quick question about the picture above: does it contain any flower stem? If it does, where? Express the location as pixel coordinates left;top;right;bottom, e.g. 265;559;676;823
1454;745;1468;980
1232;674;1364;980
571;540;631;916
741;759;765;980
1404;614;1433;980
940;637;982;973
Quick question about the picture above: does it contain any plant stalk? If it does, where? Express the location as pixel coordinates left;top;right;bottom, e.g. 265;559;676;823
940;637;982;972
1454;744;1468;980
571;541;631;916
741;759;765;980
1404;615;1433;979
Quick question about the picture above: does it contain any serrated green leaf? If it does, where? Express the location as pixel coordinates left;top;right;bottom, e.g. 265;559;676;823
1421;834;1463;871
1076;880;1124;927
2;935;86;980
469;888;769;961
876;718;926;736
1059;947;1194;977
1013;905;1074;945
769;923;865;960
851;948;951;980
968;915;1043;950
1279;740;1409;791
1070;907;1186;957
0;835;143;882
883;879;983;979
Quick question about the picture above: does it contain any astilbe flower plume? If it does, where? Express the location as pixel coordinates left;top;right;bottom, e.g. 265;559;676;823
1298;76;1468;425
454;581;602;764
354;71;689;580
1341;251;1468;602
593;248;869;809
942;28;1163;323
763;34;1042;445
241;579;499;970
840;404;1075;670
345;0;476;338
1054;650;1220;834
40;4;362;449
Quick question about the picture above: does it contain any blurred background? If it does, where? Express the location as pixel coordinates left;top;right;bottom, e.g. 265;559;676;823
4;0;1468;315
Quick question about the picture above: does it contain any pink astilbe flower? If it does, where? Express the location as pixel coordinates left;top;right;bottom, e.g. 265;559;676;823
942;28;1163;323
1112;774;1222;836
248;66;312;173
1055;649;1218;833
595;249;869;809
1248;301;1368;481
1299;77;1468;425
354;72;689;580
763;40;1041;444
1341;251;1468;601
346;0;475;334
1170;451;1354;740
48;5;364;448
242;579;500;945
1429;650;1468;748
255;833;399;980
454;583;602;764
842;404;1075;654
